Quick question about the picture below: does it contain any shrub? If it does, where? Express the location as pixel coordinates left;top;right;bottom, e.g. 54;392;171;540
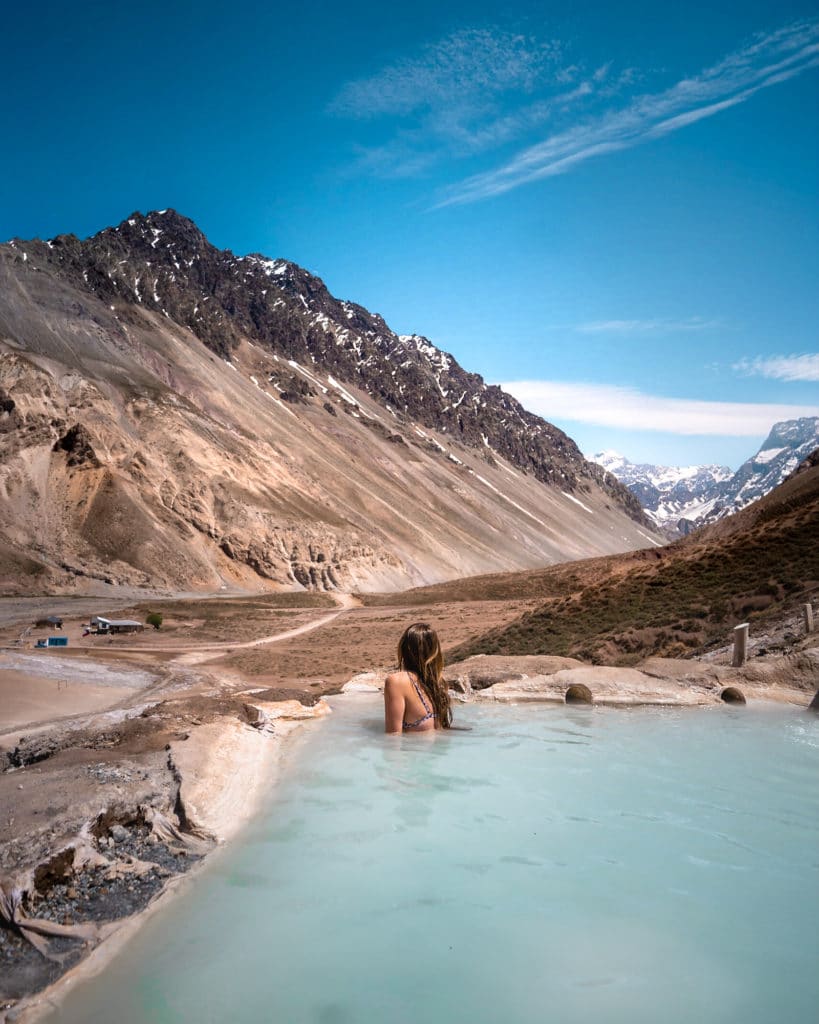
146;612;163;630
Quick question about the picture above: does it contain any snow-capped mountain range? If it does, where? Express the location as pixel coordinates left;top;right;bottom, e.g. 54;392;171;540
593;415;819;533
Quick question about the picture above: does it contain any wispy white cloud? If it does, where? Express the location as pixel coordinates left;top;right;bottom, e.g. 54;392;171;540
500;379;818;436
436;19;819;206
734;353;819;382
576;317;720;334
329;29;606;176
330;29;560;119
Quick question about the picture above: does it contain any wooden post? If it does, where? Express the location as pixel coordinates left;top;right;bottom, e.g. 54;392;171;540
732;623;749;668
804;603;815;635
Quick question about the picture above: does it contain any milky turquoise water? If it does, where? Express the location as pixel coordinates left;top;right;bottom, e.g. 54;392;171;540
49;698;819;1024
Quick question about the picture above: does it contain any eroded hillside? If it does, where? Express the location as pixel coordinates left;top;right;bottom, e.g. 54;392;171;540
0;212;660;595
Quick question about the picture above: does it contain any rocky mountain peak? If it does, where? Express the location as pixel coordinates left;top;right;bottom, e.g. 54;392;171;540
5;210;646;520
757;416;819;456
593;415;819;535
112;208;207;248
0;209;667;594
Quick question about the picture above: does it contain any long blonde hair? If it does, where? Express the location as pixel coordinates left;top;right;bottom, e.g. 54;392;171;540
397;622;452;728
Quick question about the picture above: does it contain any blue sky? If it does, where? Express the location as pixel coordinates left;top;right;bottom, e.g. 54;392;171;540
2;0;817;468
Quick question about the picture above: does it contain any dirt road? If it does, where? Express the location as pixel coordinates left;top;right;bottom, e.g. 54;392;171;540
67;592;361;663
173;608;347;665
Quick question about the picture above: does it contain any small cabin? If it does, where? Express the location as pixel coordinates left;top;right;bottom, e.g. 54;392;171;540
35;636;69;648
91;616;143;635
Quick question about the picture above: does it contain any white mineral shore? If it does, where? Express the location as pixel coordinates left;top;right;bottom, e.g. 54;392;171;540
11;696;331;1024
169;698;331;843
451;652;818;706
344;651;818;707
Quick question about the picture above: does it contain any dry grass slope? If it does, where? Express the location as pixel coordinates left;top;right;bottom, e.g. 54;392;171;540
447;455;819;665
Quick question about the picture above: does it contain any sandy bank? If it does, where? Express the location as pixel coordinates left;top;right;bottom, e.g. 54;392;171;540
0;670;136;734
0;653;156;735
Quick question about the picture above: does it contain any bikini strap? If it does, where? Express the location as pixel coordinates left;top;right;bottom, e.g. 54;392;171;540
410;673;432;714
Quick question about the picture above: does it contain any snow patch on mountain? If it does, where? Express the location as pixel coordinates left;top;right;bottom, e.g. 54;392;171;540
592;416;819;533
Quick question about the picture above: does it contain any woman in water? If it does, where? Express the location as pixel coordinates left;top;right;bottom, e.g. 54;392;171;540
384;622;452;734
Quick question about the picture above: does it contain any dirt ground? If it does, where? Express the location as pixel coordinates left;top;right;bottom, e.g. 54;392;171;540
0;669;137;732
1;592;535;694
214;598;536;688
0;593;335;652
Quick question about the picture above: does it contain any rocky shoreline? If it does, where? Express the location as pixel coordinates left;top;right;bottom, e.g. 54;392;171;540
343;649;819;708
0;658;330;1024
0;818;203;1010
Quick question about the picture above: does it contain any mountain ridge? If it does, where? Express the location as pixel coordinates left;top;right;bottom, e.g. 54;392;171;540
592;415;819;533
13;209;643;514
0;210;658;595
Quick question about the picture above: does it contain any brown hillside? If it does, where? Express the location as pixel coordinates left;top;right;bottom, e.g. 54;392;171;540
441;454;819;664
0;213;661;596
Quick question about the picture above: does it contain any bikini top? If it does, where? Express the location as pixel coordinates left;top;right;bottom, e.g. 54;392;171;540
403;673;435;731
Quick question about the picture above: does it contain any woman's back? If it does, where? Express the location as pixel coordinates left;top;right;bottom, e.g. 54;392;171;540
384;622;451;734
384;670;437;733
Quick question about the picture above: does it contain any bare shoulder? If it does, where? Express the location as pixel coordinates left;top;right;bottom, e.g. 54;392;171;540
384;671;410;691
